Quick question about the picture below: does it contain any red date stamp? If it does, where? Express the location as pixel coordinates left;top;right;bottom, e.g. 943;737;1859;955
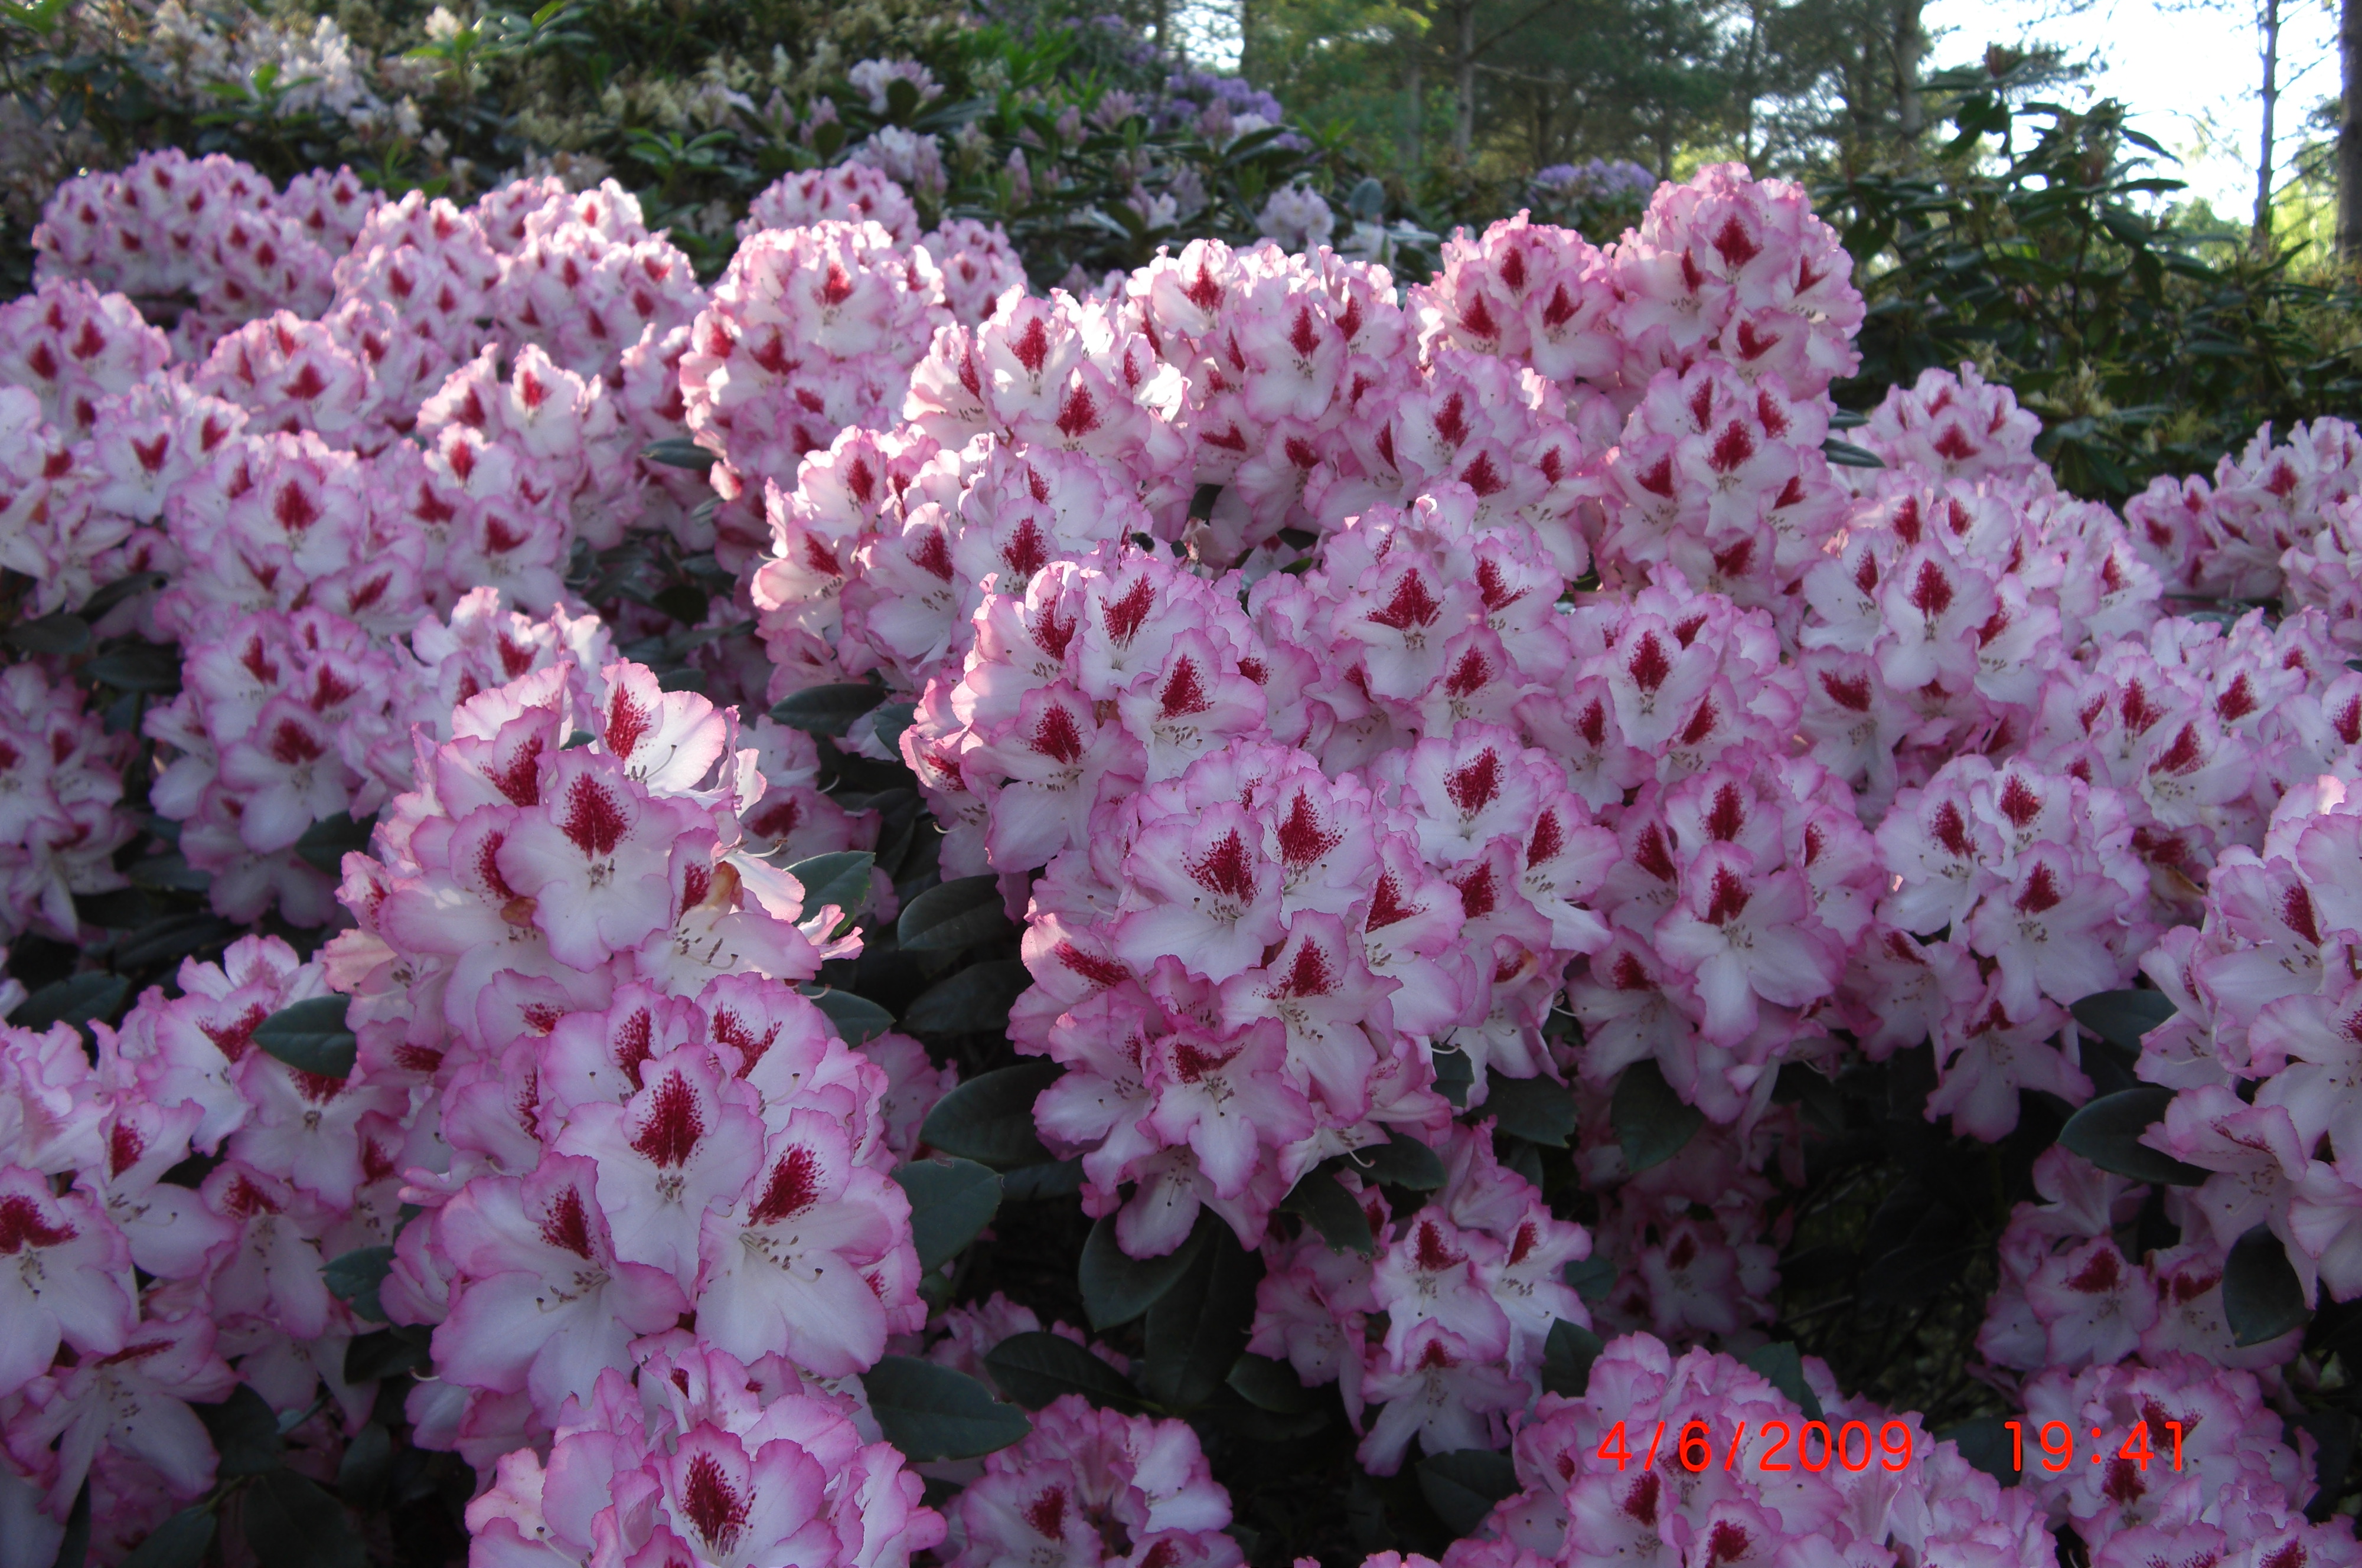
2001;1420;2185;1473
1594;1419;1917;1473
1590;1417;2190;1475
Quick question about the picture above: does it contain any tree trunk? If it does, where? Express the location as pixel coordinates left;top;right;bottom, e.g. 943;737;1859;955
1892;0;1924;156
1405;32;1424;169
1739;0;1765;166
1453;0;1477;160
1238;0;1259;85
2340;0;2362;259
2255;0;2283;251
1151;0;1170;55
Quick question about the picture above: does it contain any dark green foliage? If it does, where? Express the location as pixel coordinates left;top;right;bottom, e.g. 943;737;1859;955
861;1357;1033;1460
1822;70;2362;508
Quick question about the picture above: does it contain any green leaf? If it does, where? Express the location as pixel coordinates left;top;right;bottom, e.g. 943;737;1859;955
2069;989;2177;1053
1743;1342;1823;1421
76;888;154;930
1540;1318;1604;1398
861;1356;1031;1461
870;701;918;754
798;986;895;1045
1563;1255;1618;1301
2301;1408;2358;1522
6;612;90;655
1939;1417;2022;1487
197;1384;282;1477
2224;1224;2311;1346
893;1158;1001;1272
1206;1393;1327;1445
2060;1086;2208;1185
1079;1210;1208;1330
335;1422;394;1510
1613;1059;1702;1173
1822;438;1887;469
110;913;232;969
1278;1167;1374;1255
75;569;163;619
919;1060;1059;1168
81;642;182;692
294;812;375;876
901;959;1032;1035
984;1330;1144;1412
1431;1044;1473;1107
898;875;1016;952
344;1325;432;1383
9;972;126;1030
769;682;883;737
653;584;711;627
787;851;875;920
999;1157;1084;1201
244;1470;364;1568
323;1246;396;1324
641;437;714;469
1143;1227;1260;1410
127;852;210;893
1353;1133;1446;1190
1226;1351;1318;1414
1484;1072;1575;1146
252;996;357;1079
1416;1449;1518;1536
118;1510;216;1568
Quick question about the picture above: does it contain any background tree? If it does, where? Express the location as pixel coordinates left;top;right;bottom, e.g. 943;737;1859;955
2343;0;2362;255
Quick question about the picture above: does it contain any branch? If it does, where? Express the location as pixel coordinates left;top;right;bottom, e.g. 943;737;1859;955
1474;60;1571;87
1471;0;1562;56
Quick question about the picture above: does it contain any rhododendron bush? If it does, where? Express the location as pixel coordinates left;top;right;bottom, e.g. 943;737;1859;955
12;130;2362;1568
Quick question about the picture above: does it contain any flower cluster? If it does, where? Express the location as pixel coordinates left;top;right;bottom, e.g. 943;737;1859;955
2134;771;2362;1303
0;935;355;1564
1253;1121;1591;1474
992;694;1620;1256
1595;360;1847;630
488;181;707;383
24;135;2362;1568
322;653;941;1475
141;592;609;927
32;149;343;360
1573;1105;1784;1342
1874;755;2155;1138
2019;1354;2330;1560
942;1395;1240;1568
464;1339;942;1568
0;278;174;435
2128;419;2362;605
684;220;951;493
1981;1147;2294;1374
1415;166;1864;417
743;164;924;245
0;663;135;939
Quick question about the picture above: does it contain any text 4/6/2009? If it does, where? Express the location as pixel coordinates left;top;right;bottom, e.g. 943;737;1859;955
1590;1417;2188;1474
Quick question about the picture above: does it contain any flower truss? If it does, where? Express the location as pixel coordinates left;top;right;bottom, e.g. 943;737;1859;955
7;120;2362;1568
